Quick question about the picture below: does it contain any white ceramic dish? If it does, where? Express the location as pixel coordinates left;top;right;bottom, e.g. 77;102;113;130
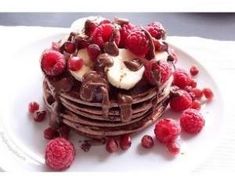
0;32;224;172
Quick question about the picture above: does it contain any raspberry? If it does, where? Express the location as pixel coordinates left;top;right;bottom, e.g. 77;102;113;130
28;102;39;113
68;56;84;71
180;109;205;134
119;23;136;48
144;59;173;85
40;49;66;76
141;135;154;149
166;142;180;155
126;30;148;56
51;42;61;51
64;41;76;54
189;79;197;88
91;23;120;47
173;69;192;89
202;88;214;101
119;134;132;150
45;138;75;171
191;88;203;99
33;110;47;122
191;100;201;110
154;118;181;144
190;65;199;76
170;90;192;112
44;127;58;140
106;138;119;153
84;19;98;36
87;44;101;61
146;22;166;40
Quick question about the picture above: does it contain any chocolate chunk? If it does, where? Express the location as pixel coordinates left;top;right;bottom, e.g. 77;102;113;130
97;53;114;67
103;41;119;56
124;59;143;71
75;34;90;49
114;17;129;26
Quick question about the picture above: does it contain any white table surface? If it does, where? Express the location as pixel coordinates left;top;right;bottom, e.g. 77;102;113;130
0;26;235;172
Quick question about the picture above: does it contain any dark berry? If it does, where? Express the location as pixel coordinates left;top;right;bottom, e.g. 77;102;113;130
202;88;214;101
87;44;101;61
33;110;46;122
141;135;154;149
57;125;70;139
190;65;199;76
44;127;58;140
106;138;119;153
28;102;39;113
64;41;76;54
120;134;132;150
68;56;84;71
84;19;98;36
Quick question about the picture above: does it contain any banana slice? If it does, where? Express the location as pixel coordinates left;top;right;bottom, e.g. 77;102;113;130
106;49;145;90
70;48;92;81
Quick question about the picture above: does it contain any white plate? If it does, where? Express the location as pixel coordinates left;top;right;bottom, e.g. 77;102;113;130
0;33;224;172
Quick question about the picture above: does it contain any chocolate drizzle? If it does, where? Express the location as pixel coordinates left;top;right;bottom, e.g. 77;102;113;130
118;94;133;122
142;27;155;60
104;41;119;56
124;58;143;71
80;71;111;117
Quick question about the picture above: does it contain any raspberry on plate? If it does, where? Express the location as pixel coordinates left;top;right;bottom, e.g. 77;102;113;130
45;138;75;171
146;22;166;40
173;69;192;89
119;23;136;48
126;30;148;56
170;89;192;112
191;100;201;110
180;109;205;134
154;118;181;144
106;138;119;153
40;49;66;76
28;101;39;113
190;65;199;76
166;142;180;155
119;134;132;150
202;88;214;101
144;59;173;85
141;135;154;149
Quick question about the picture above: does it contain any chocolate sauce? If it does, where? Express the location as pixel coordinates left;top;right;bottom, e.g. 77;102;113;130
118;94;133;122
142;28;155;60
124;58;143;71
103;41;119;56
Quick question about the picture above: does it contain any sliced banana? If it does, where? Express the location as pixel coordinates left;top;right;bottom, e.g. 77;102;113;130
106;49;145;90
70;48;92;81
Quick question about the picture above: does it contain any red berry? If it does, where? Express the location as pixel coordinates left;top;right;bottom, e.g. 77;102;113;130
190;65;199;76
154;118;181;144
57;125;70;139
202;88;214;101
146;22;166;40
28;102;39;113
191;88;203;99
170;90;192;112
45;138;75;171
84;19;98;36
166;142;180;155
190;79;197;88
64;41;76;54
91;23;120;47
120;134;132;150
33;110;46;122
44;127;58;140
180;109;205;134
40;49;66;76
51;42;61;51
141;135;154;149
191;100;201;110
173;69;192;89
68;56;84;71
126;30;148;56
144;59;173;85
106;138;119;153
87;44;101;61
119;23;136;48
99;19;112;25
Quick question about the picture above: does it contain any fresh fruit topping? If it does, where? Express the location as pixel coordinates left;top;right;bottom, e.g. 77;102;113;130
64;41;76;54
120;134;132;150
28;102;39;113
141;135;154;149
91;23;120;47
190;65;199;76
191;88;203;100
144;59;173;85
170;90;192;112
45;138;75;171
119;23;136;48
126;30;148;56
154;118;181;144
180;109;205;134
189;79;197;88
202;88;214;101
57;125;71;139
68;56;84;71
166;142;180;155
33;110;47;122
87;44;101;61
40;49;66;76
191;100;201;110
84;19;98;36
44;127;58;140
146;22;166;40
173;69;192;89
106;138;119;153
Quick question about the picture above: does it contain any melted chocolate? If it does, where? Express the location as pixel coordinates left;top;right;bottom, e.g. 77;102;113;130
124;58;143;71
142;28;155;60
103;41;119;56
118;94;133;122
